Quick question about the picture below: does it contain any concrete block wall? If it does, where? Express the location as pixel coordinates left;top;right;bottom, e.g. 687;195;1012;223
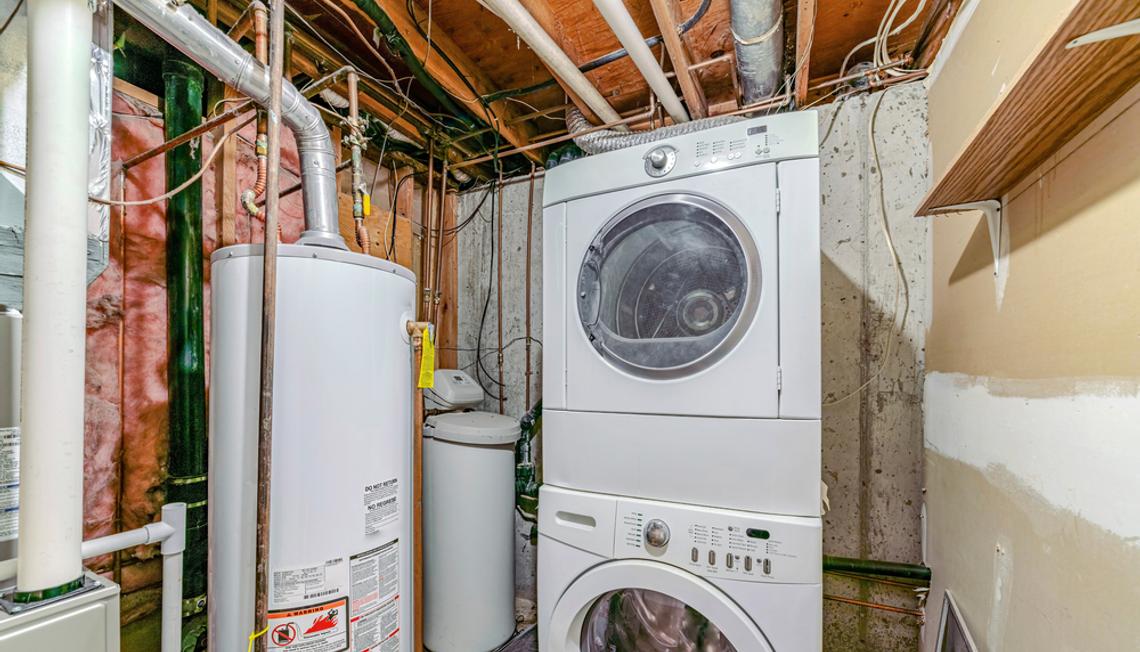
456;82;932;649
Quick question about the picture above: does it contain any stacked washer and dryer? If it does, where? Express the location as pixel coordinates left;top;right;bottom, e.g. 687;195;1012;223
538;110;823;651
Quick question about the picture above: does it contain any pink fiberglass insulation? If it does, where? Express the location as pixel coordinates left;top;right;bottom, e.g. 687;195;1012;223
83;89;307;618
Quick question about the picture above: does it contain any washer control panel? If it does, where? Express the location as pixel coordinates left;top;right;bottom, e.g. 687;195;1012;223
615;498;821;584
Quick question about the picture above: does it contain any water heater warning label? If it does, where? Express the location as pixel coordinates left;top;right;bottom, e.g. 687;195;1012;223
350;540;400;652
272;558;348;609
0;428;18;542
268;596;348;651
363;478;398;535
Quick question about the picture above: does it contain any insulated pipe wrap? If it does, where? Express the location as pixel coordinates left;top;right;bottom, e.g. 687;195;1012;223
114;0;346;249
731;0;784;104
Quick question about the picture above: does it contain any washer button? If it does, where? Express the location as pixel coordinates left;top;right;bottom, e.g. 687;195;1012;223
691;547;699;563
725;555;734;569
763;558;772;575
744;556;753;571
708;550;716;565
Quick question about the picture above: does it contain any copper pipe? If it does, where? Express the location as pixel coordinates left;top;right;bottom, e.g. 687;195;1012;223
121;104;253;170
114;167;127;587
807;59;911;91
823;594;925;618
253;0;286;647
429;158;447;323
496;169;505;415
347;70;370;254
688;52;733;72
825;569;928;590
420;142;435;319
523;165;535;411
406;321;429;652
241;1;269;218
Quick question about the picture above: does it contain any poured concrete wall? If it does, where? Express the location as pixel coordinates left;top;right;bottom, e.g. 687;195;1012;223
923;70;1140;650
457;83;932;648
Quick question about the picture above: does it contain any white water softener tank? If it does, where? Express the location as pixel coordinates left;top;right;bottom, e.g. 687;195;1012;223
423;370;521;651
209;245;415;652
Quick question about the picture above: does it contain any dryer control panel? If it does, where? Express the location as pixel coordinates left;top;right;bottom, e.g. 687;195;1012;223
613;496;822;585
543;110;819;207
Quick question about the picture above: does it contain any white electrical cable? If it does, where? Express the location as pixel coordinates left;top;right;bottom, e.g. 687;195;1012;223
823;88;910;407
839;0;926;78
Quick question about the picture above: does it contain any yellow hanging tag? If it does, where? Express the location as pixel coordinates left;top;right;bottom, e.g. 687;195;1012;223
418;329;435;388
362;193;372;217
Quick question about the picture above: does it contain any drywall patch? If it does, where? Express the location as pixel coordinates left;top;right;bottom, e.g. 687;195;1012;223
923;452;1140;652
925;371;1140;541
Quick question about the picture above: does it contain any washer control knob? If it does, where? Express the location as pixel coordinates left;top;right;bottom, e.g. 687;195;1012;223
644;519;671;548
643;146;677;177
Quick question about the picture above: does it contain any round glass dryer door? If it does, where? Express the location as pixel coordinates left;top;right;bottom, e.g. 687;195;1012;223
577;194;760;379
581;588;737;651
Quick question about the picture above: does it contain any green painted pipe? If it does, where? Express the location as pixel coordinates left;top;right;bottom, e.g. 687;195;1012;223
823;555;932;582
162;58;208;616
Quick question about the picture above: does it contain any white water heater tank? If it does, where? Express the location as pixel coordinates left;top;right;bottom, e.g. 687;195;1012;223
208;244;415;652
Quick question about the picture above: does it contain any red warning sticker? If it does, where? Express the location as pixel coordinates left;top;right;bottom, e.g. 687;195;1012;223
268;597;349;652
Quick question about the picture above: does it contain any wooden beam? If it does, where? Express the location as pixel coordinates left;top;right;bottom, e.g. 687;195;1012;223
339;0;543;162
794;0;816;106
648;0;707;118
435;191;458;370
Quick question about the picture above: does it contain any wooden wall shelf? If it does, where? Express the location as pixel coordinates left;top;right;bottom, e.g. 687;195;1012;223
917;0;1140;215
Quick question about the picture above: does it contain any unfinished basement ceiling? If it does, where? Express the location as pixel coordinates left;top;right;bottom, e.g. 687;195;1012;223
176;0;956;171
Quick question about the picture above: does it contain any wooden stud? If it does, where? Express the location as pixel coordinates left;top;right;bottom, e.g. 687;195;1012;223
435;192;458;370
794;0;816;106
648;0;707;118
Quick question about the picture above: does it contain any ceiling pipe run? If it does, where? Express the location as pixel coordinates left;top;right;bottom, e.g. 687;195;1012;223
592;0;690;124
730;0;784;104
476;0;623;125
114;0;347;249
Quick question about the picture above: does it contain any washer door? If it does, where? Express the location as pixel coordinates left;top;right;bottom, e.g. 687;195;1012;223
547;560;773;652
577;193;760;380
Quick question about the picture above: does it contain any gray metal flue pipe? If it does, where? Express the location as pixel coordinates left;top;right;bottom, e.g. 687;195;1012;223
114;0;347;249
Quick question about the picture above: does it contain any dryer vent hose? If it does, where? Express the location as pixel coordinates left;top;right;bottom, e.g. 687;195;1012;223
566;107;740;155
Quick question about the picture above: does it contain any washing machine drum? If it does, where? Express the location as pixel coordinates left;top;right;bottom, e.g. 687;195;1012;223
581;588;737;651
578;194;759;378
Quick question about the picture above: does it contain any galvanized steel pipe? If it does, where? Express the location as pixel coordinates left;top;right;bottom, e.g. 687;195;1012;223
113;0;347;249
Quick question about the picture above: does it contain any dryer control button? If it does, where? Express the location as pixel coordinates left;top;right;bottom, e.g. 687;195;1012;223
691;547;699;563
725;554;734;569
763;558;772;575
643;146;677;177
708;550;717;565
744;556;753;571
644;519;671;548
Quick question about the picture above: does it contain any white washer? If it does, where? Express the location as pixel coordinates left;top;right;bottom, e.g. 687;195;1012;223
538;486;822;652
541;112;821;515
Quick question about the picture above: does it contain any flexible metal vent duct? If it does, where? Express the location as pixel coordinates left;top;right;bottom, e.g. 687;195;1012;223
566;106;739;155
114;0;347;249
731;0;784;104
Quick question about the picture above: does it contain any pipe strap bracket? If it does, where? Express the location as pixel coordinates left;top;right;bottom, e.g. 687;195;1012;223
732;12;783;46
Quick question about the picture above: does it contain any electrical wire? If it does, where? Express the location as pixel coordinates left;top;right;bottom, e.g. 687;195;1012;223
0;0;24;38
823;88;910;407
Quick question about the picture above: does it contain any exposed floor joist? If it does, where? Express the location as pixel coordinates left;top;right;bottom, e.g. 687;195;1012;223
648;0;708;118
338;0;544;162
794;0;816;105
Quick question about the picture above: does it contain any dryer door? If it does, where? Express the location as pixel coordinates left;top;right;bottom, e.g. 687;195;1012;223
546;560;773;652
577;193;760;380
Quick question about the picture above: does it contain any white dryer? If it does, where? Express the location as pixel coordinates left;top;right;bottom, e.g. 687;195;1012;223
538;486;822;651
541;112;821;515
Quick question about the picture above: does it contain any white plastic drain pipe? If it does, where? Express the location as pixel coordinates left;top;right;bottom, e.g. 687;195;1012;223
477;0;623;125
593;0;689;123
15;0;92;596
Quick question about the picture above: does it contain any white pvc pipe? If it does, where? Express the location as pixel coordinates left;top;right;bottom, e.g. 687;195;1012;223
593;0;689;123
16;0;92;595
477;0;623;125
